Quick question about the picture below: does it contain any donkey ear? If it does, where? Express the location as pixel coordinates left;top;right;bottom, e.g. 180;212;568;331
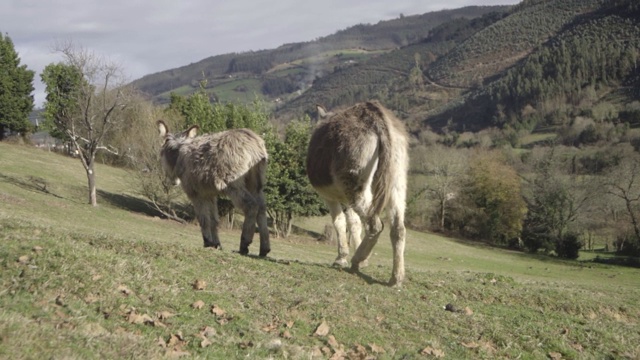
186;125;199;138
316;104;329;119
157;120;169;137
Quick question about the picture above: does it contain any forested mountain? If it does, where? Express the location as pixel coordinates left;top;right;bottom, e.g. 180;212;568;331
275;10;510;123
132;0;640;137
131;6;508;107
425;0;640;132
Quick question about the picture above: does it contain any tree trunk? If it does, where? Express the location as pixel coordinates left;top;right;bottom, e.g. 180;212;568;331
625;198;640;243
87;161;97;206
228;212;235;230
284;213;293;238
271;212;280;238
440;199;446;231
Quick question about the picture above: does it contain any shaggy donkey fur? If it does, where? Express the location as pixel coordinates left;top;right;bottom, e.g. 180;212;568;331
306;101;409;286
157;121;270;257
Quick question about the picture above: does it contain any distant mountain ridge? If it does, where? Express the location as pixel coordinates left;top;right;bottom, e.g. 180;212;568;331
131;6;508;107
132;0;640;136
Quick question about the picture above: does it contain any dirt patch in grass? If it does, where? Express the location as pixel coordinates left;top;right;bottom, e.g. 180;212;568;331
0;192;24;205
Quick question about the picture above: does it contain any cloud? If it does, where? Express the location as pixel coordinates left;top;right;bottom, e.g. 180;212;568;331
1;0;520;107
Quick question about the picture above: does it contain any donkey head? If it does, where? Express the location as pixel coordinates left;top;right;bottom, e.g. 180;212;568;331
157;120;198;187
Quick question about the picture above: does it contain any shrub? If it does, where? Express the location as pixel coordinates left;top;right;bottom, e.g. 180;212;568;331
614;233;640;257
461;151;527;245
521;227;554;254
555;232;582;259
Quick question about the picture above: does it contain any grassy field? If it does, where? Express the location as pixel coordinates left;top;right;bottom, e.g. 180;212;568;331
519;133;558;148
1;142;639;359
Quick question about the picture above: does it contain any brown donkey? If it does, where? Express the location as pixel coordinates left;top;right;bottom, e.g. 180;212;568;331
157;121;270;257
306;101;409;286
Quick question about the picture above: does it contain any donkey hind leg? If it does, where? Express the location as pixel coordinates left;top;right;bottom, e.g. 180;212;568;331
344;207;366;267
350;214;384;272
388;187;407;287
225;185;259;256
388;210;406;287
327;200;349;267
192;197;221;249
255;190;270;257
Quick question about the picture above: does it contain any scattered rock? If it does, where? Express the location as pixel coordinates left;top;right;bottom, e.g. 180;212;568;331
191;300;205;309
444;303;458;312
421;346;445;358
192;279;206;290
313;321;330;336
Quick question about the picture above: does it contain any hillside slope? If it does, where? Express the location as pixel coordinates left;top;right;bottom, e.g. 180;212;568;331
2;142;640;358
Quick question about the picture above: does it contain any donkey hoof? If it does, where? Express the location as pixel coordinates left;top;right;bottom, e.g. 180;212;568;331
388;278;402;288
259;249;270;257
239;247;249;256
333;258;349;268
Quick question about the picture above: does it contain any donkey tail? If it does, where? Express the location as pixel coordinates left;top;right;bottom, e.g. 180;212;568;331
367;101;408;217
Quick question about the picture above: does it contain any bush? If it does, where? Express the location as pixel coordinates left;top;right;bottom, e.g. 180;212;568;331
460;152;527;245
578;150;623;174
555;232;582;259
614;233;640;257
521;228;554;254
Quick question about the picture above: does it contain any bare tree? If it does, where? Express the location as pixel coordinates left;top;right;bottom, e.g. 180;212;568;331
412;144;469;231
119;102;191;222
605;153;640;247
42;41;134;206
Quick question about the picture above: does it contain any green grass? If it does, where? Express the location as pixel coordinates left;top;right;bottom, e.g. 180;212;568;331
520;132;558;147
156;78;266;105
1;142;639;359
159;85;193;98
287;49;382;67
212;78;265;104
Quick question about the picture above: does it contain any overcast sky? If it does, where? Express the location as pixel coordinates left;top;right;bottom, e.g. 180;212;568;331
2;0;520;107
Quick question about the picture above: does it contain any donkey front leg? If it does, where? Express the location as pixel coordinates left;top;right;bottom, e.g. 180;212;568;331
344;207;364;264
351;215;383;272
192;198;221;249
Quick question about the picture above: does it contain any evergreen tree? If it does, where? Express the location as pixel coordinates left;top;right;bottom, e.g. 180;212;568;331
264;117;326;237
0;33;35;140
40;63;83;141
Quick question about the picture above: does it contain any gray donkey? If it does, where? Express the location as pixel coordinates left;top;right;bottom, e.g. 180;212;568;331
306;101;409;286
157;120;270;257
